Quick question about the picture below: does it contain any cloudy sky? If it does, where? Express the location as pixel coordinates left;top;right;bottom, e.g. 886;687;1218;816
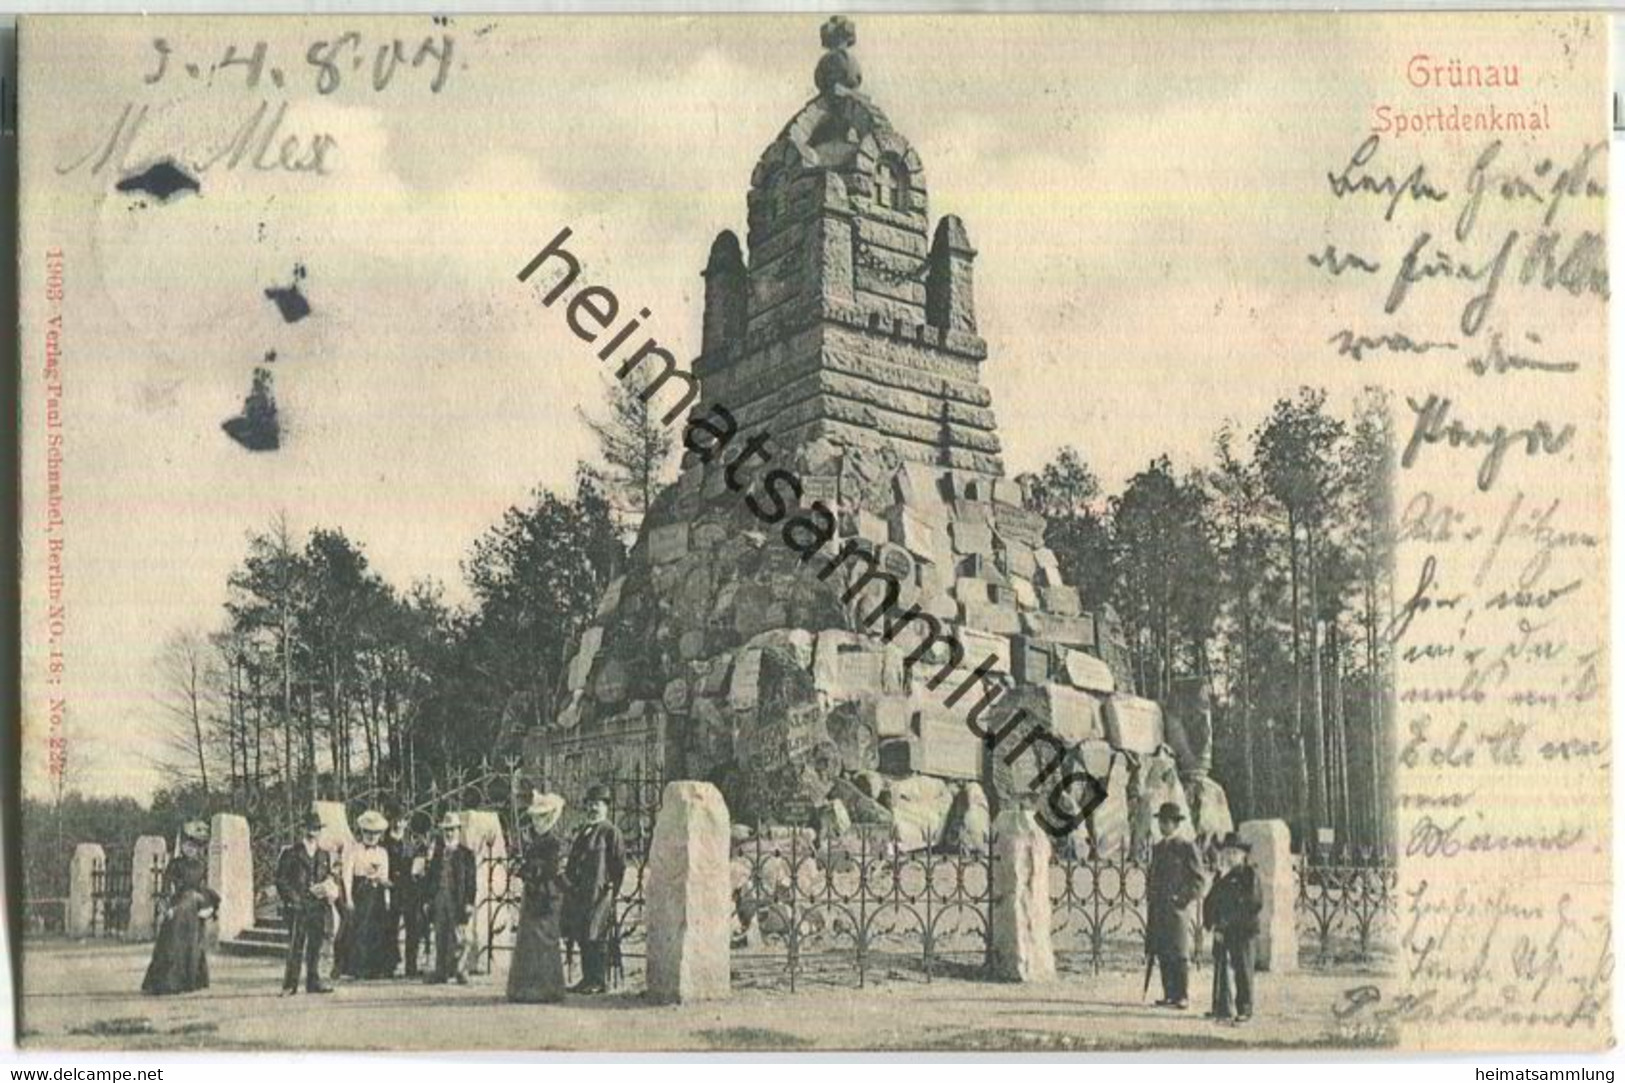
19;12;1606;798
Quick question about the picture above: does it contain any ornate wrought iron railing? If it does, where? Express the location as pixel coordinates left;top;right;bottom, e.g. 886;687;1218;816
1295;843;1398;967
143;852;170;934
472;835;650;985
89;856;133;938
1050;843;1151;975
464;783;1397;993
469;769;661;982
732;827;997;991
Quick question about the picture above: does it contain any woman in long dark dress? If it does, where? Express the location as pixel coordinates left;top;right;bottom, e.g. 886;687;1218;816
142;821;219;996
507;793;566;1003
341;810;395;979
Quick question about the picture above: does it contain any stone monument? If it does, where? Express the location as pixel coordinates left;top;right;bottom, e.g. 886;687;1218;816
989;809;1056;982
207;813;254;942
458;809;510;977
67;843;104;938
646;781;732;1002
1239;818;1298;972
526;19;1227;844
128;835;169;941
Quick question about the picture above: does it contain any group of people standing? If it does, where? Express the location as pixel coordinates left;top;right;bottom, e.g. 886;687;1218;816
143;789;1257;1023
506;785;626;1002
276;807;480;994
138;786;628;1001
273;784;626;1003
1145;802;1265;1024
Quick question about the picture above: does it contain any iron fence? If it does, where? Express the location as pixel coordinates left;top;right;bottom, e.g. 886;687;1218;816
469;770;662;983
1295;843;1398;967
473;821;1167;991
732;828;996;991
90;856;133;938
1050;843;1151;976
457;776;1400;991
145;852;170;933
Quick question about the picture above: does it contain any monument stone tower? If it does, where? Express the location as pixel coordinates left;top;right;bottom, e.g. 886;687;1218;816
528;19;1228;851
694;15;998;478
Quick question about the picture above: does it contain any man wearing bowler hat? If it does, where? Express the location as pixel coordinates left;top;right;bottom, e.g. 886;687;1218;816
1202;831;1263;1023
562;784;626;995
276;811;336;996
1146;801;1204;1009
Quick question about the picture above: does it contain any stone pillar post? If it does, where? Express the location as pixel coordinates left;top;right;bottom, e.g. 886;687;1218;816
1239;818;1297;972
208;813;254;941
127;836;169;941
459;809;509;977
989;809;1056;982
646;781;732;1003
311;800;355;923
67;843;104;938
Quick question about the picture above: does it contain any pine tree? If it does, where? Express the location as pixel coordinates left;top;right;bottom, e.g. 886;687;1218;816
576;376;676;532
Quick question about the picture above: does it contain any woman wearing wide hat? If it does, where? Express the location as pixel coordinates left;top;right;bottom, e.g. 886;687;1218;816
507;793;568;1003
142;820;220;995
341;809;396;979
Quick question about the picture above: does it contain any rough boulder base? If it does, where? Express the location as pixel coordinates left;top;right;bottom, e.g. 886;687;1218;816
647;782;733;1003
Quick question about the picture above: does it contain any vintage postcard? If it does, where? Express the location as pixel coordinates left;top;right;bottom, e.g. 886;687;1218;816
14;12;1611;1053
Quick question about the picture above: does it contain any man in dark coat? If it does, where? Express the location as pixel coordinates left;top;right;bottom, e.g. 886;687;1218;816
386;811;429;978
424;812;477;985
422;809;474;975
1146;801;1204;1009
276;811;336;996
1202;831;1263;1023
562;784;626;995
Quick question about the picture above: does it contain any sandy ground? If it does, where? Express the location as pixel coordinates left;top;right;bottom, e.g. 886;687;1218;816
18;939;1393;1053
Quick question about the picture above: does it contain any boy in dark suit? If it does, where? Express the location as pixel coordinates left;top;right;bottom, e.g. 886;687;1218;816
1202;831;1263;1023
276;811;336;996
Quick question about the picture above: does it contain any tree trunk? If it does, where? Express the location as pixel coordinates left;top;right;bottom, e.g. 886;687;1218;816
1306;525;1328;836
1239;586;1256;819
1365;567;1384;846
1287;511;1312;839
1327;621;1349;841
281;598;296;825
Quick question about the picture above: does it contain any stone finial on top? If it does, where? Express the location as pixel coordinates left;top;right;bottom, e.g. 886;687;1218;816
820;15;856;49
815;16;862;97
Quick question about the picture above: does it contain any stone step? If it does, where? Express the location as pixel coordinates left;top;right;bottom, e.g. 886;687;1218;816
236;926;291;945
217;935;287;959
